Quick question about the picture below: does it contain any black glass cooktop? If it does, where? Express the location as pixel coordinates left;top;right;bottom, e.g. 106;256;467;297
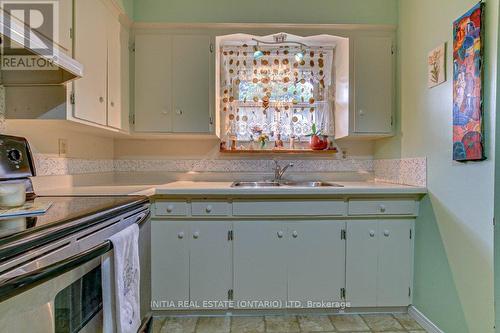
0;196;149;261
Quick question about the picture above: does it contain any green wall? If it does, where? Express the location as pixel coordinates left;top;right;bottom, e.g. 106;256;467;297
375;0;498;332
116;0;134;18
132;0;398;24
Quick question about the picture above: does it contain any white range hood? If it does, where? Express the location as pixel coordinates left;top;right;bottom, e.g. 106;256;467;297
0;8;83;85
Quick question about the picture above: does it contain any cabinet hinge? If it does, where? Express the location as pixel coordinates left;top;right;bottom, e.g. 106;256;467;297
70;91;75;105
340;288;346;300
209;116;214;126
210;43;214;53
391;44;396;55
69;27;73;40
341;229;346;240
408;287;411;297
410;229;412;239
228;289;234;301
131;114;135;125
228;230;233;241
391;115;394;127
130;42;135;53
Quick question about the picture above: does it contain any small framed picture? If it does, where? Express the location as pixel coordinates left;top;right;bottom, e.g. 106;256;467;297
428;43;446;88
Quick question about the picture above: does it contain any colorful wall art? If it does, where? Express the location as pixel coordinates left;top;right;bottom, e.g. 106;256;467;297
428;44;446;88
452;2;485;161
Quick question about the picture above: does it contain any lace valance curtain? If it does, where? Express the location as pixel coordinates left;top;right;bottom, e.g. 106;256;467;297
220;44;335;143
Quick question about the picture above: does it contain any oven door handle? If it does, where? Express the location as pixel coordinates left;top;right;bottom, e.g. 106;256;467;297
0;211;150;303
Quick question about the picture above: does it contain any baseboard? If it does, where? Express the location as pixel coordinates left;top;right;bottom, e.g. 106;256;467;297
408;305;444;333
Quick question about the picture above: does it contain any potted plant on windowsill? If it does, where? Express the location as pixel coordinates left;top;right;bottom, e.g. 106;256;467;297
307;123;329;150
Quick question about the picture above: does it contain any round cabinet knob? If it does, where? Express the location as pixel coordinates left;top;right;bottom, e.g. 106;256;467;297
193;231;200;239
177;232;185;239
384;230;390;237
110;101;115;107
369;230;376;237
359;109;365;116
277;231;284;239
379;204;387;213
292;231;298;238
166;205;174;213
99;97;104;103
205;205;213;213
175;109;183;115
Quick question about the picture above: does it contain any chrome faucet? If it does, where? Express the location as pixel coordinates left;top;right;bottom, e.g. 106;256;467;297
273;160;294;182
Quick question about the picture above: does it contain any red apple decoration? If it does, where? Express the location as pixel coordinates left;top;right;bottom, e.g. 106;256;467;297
310;135;329;150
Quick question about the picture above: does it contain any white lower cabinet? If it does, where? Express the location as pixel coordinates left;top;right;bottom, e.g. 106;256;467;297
233;221;287;308
233;220;345;308
189;221;232;308
151;221;189;309
151;206;415;311
287;221;345;305
151;220;232;310
346;220;412;307
377;220;412;306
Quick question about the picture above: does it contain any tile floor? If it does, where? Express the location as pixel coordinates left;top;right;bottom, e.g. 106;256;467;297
151;313;427;333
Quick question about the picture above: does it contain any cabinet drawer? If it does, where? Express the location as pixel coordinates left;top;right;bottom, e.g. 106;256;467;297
155;201;189;216
233;200;346;216
348;199;416;216
192;201;230;216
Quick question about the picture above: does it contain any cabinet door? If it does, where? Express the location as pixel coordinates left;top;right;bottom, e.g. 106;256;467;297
56;0;73;55
287;221;345;306
377;220;411;306
172;35;212;133
189;221;232;309
151;221;189;309
354;36;394;134
119;25;130;131
106;10;122;129
233;221;287;307
134;34;173;132
346;221;378;307
73;0;107;125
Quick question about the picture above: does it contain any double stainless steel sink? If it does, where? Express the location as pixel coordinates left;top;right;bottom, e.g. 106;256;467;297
231;181;344;188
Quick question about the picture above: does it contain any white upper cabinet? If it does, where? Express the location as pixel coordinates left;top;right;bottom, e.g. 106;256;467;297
73;0;108;126
353;36;394;134
335;34;395;139
172;35;213;133
134;34;173;132
56;0;73;55
73;0;129;130
134;33;214;133
106;9;122;128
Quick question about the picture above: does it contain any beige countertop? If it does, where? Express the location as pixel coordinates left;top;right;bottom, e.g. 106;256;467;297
36;181;427;197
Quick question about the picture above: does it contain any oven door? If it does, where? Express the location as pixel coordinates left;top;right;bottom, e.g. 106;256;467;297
0;207;150;333
0;257;104;333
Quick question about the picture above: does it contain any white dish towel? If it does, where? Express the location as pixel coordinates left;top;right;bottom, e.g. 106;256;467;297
102;224;141;333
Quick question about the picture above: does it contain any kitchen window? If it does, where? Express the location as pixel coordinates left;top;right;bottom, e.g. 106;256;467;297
218;34;338;151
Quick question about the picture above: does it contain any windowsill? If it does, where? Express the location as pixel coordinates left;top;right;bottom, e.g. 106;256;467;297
220;148;338;154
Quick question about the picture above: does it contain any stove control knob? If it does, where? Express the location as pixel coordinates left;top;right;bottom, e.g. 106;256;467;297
7;149;22;163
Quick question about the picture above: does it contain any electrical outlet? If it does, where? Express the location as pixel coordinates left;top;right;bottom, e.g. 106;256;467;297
58;139;68;157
